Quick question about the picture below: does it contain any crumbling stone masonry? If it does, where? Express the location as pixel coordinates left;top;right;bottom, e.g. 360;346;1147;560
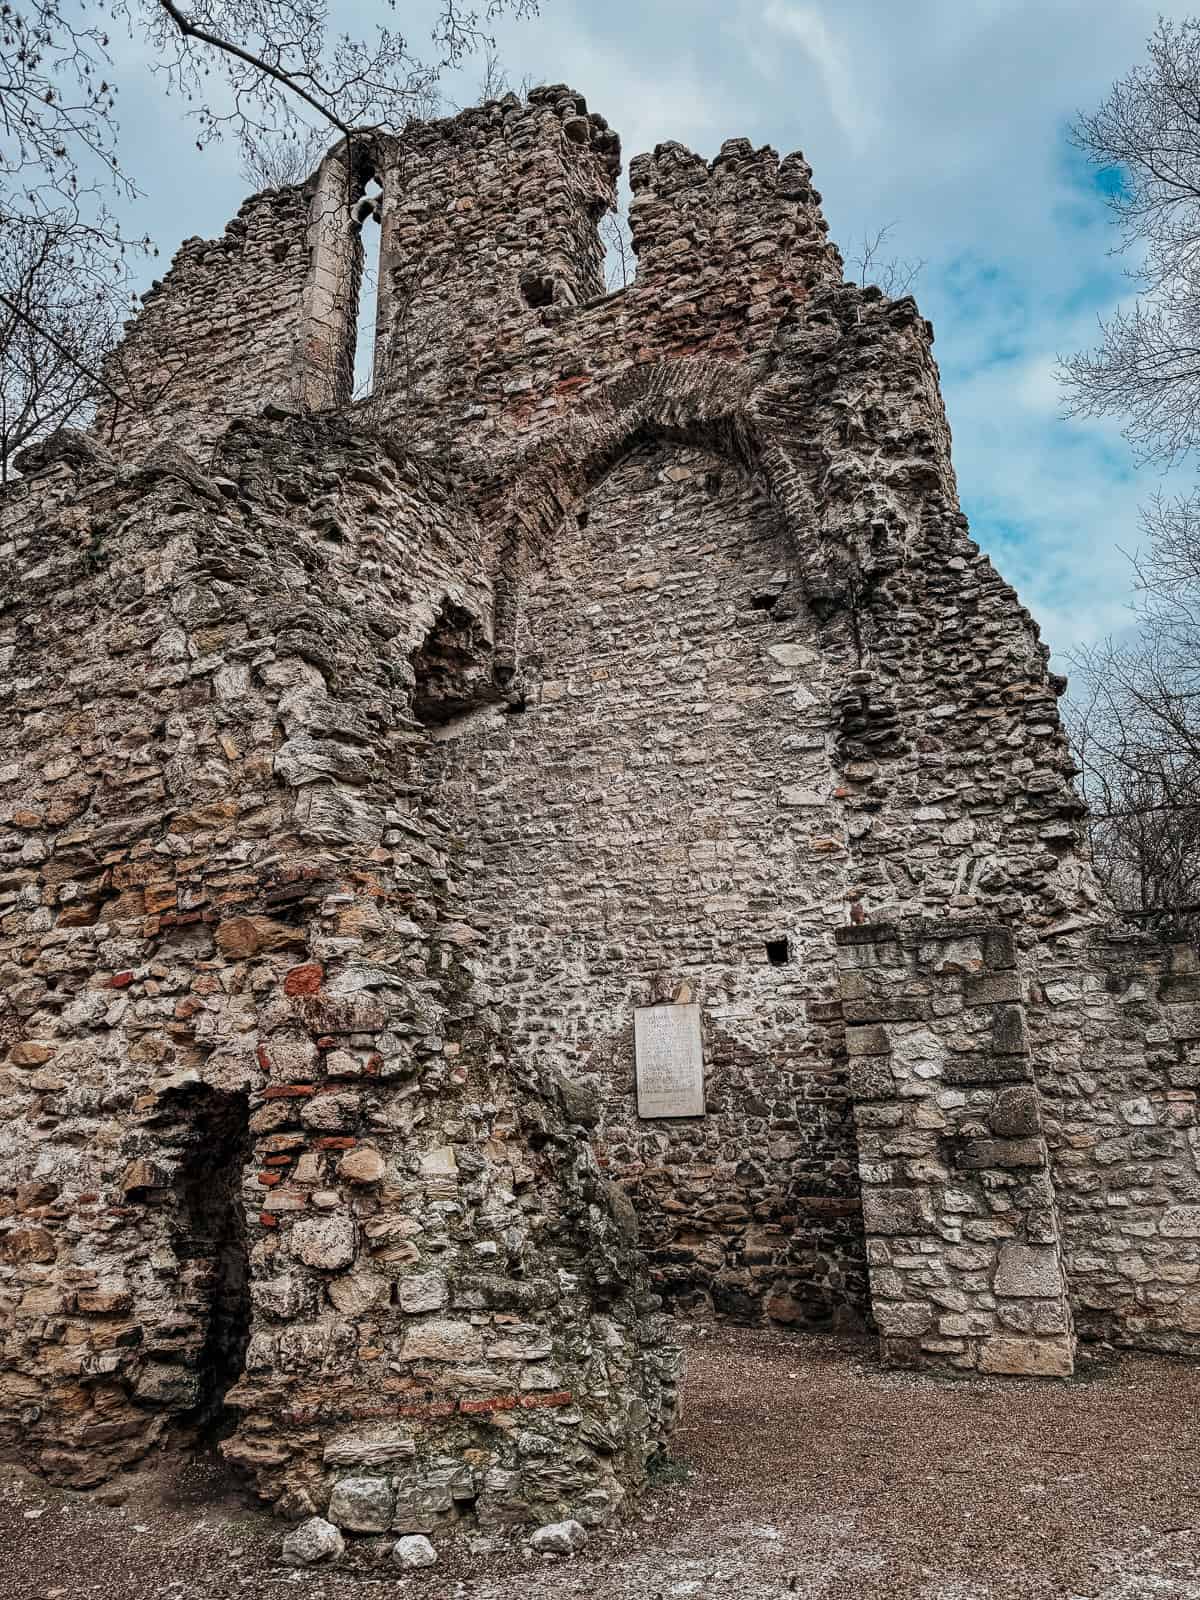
3;84;1200;1531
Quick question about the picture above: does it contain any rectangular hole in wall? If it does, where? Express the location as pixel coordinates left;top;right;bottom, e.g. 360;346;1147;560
765;937;791;966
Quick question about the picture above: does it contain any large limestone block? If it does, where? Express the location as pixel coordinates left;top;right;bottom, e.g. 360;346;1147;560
281;1517;344;1566
291;1214;356;1270
328;1475;395;1532
860;1186;936;1236
1161;1206;1200;1238
323;1429;417;1469
396;1270;448;1314
979;1334;1073;1377
994;1244;1064;1299
401;1319;482;1361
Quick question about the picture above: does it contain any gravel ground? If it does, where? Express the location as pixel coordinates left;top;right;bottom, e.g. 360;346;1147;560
2;1324;1199;1600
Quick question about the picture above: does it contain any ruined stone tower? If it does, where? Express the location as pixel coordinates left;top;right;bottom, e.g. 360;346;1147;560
3;85;1200;1536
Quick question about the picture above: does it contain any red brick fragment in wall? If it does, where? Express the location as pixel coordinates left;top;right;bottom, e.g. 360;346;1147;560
284;963;323;995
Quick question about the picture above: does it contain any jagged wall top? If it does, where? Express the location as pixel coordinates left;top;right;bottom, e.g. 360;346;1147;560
94;88;843;458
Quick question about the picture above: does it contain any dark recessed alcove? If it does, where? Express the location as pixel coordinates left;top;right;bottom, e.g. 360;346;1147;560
169;1087;253;1435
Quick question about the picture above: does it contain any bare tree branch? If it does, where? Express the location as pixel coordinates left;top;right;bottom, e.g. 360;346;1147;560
1066;491;1200;935
601;206;633;292
0;216;124;480
845;222;924;297
1062;17;1200;464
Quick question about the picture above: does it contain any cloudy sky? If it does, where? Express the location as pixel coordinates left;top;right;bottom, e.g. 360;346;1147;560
101;0;1199;660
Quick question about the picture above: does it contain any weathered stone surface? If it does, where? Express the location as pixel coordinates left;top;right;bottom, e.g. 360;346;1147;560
328;1476;395;1533
989;1087;1040;1139
290;1215;356;1271
873;1301;934;1337
9;1042;55;1066
337;1146;385;1185
323;1430;416;1469
393;1534;438;1570
1161;1207;1200;1239
979;1336;1074;1378
861;1188;936;1237
281;1517;345;1567
215;916;301;958
396;1271;448;1314
326;1272;390;1317
402;1319;482;1362
530;1519;588;1554
994;1245;1064;1300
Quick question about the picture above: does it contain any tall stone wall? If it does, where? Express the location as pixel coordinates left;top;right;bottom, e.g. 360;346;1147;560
91;105;844;475
838;921;1074;1376
431;441;866;1328
7;83;1200;1502
95;185;318;458
383;131;844;460
437;284;1200;1369
375;86;619;414
0;421;678;1521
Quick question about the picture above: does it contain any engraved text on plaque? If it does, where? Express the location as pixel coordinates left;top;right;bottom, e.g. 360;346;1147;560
634;1002;704;1119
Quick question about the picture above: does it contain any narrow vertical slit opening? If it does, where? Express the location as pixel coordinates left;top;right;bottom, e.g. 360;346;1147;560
353;174;383;400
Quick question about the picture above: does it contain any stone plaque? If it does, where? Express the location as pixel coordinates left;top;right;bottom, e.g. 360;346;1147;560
635;1003;704;1119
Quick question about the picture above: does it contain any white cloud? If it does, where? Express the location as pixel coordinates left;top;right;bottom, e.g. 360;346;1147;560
760;3;876;146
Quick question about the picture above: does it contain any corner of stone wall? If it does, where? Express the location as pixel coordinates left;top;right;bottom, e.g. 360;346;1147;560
836;919;1075;1376
0;415;680;1529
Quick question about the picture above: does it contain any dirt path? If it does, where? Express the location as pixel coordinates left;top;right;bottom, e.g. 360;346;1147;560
2;1325;1199;1600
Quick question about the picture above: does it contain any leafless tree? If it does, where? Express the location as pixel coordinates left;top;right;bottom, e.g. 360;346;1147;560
601;207;634;292
1067;492;1200;932
240;125;330;190
1059;18;1200;929
845;223;924;298
445;41;538;111
474;43;510;102
1062;17;1200;465
0;217;123;480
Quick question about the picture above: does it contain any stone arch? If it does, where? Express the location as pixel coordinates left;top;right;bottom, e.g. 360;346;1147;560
477;358;862;687
432;400;871;1329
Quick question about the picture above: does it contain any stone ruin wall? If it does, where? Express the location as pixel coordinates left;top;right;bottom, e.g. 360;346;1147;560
5;79;1200;1532
1034;930;1200;1350
0;417;678;1523
430;441;866;1330
93;183;318;460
